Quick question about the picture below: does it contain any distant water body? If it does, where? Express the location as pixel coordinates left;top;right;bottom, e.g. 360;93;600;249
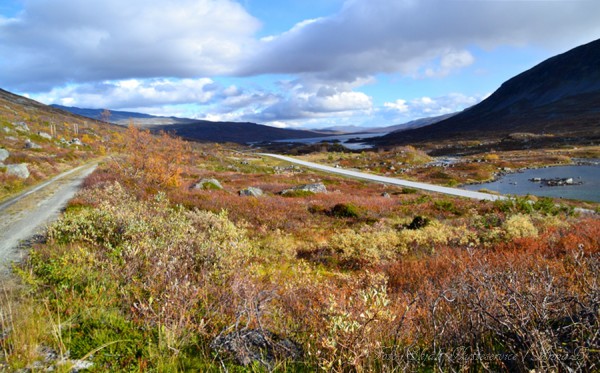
463;164;600;203
274;132;385;150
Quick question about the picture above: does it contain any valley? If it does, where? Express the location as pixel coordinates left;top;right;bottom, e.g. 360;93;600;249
1;34;600;372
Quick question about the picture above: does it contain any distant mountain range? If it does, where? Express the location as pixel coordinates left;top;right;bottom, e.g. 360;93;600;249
52;105;326;143
374;38;600;146
316;113;456;134
54;104;457;143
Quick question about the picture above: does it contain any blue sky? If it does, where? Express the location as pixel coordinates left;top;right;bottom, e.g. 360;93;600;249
1;0;599;129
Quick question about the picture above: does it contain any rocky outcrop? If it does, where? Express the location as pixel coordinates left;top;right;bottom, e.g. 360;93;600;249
37;131;52;140
13;121;30;132
6;163;30;179
25;139;42;149
211;329;302;368
192;178;223;190
281;182;327;195
239;187;263;197
0;148;9;162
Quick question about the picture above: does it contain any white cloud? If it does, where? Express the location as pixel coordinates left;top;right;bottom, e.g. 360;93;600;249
383;92;484;120
240;0;600;80
0;0;260;91
32;78;218;109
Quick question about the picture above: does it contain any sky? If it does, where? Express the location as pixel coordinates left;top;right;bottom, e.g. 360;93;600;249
1;0;599;129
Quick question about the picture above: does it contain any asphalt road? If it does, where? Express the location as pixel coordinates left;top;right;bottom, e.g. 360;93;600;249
260;153;506;202
0;163;97;272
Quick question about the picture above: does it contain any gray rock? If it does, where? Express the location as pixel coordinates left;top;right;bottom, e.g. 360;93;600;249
37;131;52;140
211;329;302;368
2;126;10;134
282;182;327;195
24;139;42;149
0;148;9;162
239;187;263;197
381;192;391;198
6;163;30;179
192;178;223;190
13;121;30;132
70;138;83;146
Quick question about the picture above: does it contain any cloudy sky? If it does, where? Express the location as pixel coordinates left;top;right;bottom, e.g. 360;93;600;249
1;0;599;129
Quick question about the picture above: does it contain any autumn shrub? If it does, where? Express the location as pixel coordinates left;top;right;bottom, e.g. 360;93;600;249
329;225;405;268
313;272;396;371
502;213;539;239
114;125;189;189
24;182;254;370
424;251;600;371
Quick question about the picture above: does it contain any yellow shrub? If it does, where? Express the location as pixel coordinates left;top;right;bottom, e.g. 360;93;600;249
329;226;405;265
503;213;539;239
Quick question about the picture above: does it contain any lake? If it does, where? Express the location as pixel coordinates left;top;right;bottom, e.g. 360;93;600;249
274;132;385;150
462;164;600;203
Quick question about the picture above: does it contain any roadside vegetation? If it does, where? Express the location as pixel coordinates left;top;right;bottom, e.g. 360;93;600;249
1;127;599;371
0;94;122;201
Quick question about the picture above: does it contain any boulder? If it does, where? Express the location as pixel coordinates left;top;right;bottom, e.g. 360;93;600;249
211;329;302;368
381;192;391;198
281;182;327;195
6;163;30;179
13;121;30;132
24;139;42;149
70;138;83;146
239;187;263;197
37;131;52;140
0;148;9;162
192;178;223;190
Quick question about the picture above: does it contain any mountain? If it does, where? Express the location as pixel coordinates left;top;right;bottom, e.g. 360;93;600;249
55;105;324;143
152;120;325;143
50;105;185;125
374;38;600;146
374;113;457;133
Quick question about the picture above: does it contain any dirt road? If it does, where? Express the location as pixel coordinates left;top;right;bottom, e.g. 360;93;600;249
260;153;505;201
0;163;97;272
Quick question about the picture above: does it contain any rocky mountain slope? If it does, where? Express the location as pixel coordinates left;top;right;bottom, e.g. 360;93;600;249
375;38;600;146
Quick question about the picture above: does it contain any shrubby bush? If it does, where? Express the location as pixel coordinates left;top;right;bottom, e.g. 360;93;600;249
29;182;253;370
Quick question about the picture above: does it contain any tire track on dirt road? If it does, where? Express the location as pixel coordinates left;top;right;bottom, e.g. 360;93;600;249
0;163;98;273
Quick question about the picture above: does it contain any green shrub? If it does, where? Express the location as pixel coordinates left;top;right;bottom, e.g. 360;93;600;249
328;203;361;218
281;190;315;198
405;216;430;230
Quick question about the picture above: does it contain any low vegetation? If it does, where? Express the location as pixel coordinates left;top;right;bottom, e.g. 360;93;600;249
1;126;599;371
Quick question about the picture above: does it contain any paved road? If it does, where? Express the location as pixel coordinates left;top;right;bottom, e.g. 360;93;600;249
260;153;506;202
0;163;97;272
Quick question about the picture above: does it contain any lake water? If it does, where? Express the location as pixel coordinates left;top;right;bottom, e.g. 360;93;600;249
462;165;600;202
274;132;385;150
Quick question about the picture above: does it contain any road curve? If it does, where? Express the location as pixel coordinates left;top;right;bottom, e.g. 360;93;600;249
260;153;505;202
0;163;97;272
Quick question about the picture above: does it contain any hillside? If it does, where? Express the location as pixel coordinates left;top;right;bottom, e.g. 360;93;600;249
0;88;122;201
56;105;325;143
375;38;600;146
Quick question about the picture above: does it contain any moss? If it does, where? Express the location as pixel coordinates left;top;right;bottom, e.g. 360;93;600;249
281;190;315;198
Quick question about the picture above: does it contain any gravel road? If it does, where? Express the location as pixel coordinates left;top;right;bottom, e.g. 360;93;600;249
0;163;97;272
260;153;505;201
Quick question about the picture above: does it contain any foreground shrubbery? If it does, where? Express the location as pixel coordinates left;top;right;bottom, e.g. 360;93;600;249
2;130;598;371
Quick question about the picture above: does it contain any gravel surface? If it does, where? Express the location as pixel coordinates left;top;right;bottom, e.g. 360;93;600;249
0;163;97;273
